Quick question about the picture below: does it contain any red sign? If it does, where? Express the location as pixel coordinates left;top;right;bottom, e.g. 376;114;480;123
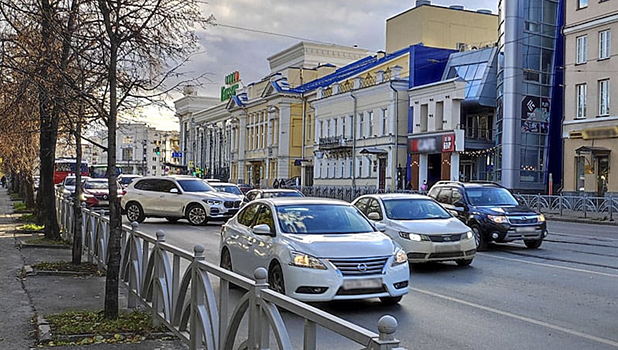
408;133;455;154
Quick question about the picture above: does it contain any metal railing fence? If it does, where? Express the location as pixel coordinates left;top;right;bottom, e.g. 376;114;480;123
54;193;406;350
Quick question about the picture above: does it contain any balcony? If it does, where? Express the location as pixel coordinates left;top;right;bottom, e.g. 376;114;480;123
318;136;353;151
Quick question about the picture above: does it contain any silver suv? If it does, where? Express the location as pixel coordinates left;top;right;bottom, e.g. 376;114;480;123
121;176;242;225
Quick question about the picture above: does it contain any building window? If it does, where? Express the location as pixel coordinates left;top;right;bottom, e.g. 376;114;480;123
576;156;586;191
342;117;346;139
358;113;364;138
122;148;133;161
318;121;323;139
576;84;587;119
599;79;610;116
333;118;338;137
381;109;388;135
368;111;374;137
348;115;353;138
576;35;587;64
358;157;363;178
152;157;157;161
599;30;611;60
578;0;587;9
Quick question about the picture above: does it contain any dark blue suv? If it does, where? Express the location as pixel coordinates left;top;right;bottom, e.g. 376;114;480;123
428;181;548;251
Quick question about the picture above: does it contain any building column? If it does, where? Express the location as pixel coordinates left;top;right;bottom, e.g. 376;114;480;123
277;103;292;179
450;152;460;181
418;154;428;189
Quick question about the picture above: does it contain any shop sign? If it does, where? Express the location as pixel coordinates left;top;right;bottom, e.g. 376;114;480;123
408;134;455;154
582;126;618;140
221;71;240;102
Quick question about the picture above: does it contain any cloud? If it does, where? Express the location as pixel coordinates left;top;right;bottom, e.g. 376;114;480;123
148;0;498;130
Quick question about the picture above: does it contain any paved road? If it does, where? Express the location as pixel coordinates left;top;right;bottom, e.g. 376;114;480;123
127;217;618;350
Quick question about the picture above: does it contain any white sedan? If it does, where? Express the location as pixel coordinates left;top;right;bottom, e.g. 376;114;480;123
220;198;409;304
353;194;476;266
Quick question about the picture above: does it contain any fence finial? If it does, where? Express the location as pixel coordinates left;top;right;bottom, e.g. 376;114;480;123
254;267;267;284
193;245;205;261
156;230;165;243
377;315;398;341
131;221;139;230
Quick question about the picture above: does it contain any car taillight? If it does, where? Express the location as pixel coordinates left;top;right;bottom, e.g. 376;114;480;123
122;190;126;196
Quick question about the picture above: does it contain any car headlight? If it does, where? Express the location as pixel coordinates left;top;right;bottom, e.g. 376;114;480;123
289;251;327;270
538;214;545;222
398;232;429;241
464;231;473;240
203;199;222;206
392;248;407;266
488;215;509;224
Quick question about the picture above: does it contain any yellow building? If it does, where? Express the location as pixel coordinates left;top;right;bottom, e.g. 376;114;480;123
386;2;498;53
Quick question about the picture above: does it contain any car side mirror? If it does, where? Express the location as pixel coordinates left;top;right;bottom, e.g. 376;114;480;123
374;222;387;232
253;224;274;236
454;200;466;209
367;212;382;221
170;188;179;194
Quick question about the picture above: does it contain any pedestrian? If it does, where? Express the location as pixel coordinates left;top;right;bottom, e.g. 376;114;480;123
405;181;412;191
273;179;279;189
1;175;5;188
420;180;428;192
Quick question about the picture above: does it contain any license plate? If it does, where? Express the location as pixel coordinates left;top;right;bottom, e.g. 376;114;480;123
516;226;537;233
342;278;382;290
435;243;461;253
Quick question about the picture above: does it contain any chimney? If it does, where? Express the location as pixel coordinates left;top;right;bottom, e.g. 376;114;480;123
416;0;431;7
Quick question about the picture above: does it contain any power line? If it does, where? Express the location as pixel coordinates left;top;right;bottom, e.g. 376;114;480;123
214;23;378;52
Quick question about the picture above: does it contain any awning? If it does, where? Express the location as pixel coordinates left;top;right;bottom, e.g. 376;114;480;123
575;146;611;155
360;147;388;155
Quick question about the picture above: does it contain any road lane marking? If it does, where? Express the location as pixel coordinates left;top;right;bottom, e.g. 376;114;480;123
549;232;618;242
478;253;618;278
409;287;618;348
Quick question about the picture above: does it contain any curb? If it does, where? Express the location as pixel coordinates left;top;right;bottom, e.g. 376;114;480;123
18;242;72;250
546;216;618;226
23;265;97;277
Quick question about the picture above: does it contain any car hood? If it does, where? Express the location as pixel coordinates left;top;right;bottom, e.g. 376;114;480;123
477;205;539;215
389;217;470;235
187;191;240;201
283;232;395;258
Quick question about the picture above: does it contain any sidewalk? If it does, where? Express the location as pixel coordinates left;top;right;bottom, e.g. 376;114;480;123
0;189;187;349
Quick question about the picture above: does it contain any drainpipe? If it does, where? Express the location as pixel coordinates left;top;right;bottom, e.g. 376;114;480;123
351;91;358;193
300;69;306;188
389;81;399;191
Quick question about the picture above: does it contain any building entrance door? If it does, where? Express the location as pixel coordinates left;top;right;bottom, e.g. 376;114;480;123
378;158;387;190
597;156;609;196
427;153;442;188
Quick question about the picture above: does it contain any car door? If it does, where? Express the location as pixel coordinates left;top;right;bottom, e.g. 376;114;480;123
156;180;185;217
248;204;276;271
227;203;260;276
133;179;158;215
448;188;468;221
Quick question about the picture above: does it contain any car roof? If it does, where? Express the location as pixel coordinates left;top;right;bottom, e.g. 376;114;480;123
255;189;301;193
257;197;350;206
86;178;107;182
358;193;430;200
432;181;503;189
210;182;238;186
119;174;141;178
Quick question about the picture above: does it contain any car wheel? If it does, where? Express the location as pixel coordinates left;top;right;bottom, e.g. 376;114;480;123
524;238;543;249
220;248;241;289
165;217;180;223
268;262;286;295
126;202;145;223
379;296;403;305
186;204;208;226
456;258;473;266
471;224;488;251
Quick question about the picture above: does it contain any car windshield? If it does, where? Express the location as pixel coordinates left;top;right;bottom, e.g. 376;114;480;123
177;179;214;192
84;181;108;190
383;199;451;220
64;178;75;186
263;191;303;198
466;187;519;206
213;185;242;195
120;177;138;185
276;204;375;235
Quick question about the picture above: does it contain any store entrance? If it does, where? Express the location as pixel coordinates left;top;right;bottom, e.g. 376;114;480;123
427;153;442;187
597;156;609;196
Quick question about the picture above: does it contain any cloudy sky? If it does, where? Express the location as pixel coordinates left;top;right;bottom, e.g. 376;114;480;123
146;0;498;131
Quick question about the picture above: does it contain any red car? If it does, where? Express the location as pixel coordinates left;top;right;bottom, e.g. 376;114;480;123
81;179;123;208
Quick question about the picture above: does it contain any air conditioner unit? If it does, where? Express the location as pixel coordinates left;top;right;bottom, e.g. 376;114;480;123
456;43;467;52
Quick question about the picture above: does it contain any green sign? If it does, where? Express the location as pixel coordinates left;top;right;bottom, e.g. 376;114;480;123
221;71;240;101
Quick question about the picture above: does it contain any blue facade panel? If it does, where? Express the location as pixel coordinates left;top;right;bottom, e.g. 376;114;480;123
409;46;457;88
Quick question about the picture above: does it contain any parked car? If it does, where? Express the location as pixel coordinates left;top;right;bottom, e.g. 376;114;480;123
58;175;90;197
121;176;242;225
220;197;409;304
428;181;548;250
352;194;476;266
210;182;247;204
118;174;142;188
246;189;304;202
81;178;123;208
237;183;253;195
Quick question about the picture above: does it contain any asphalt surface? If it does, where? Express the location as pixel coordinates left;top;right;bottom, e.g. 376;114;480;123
128;217;618;350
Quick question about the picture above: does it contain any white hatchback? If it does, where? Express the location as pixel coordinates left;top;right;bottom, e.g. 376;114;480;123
353;194;476;266
220;198;410;304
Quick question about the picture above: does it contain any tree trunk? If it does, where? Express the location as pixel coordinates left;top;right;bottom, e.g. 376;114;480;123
37;0;61;241
73;119;83;265
104;42;121;320
23;172;36;209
